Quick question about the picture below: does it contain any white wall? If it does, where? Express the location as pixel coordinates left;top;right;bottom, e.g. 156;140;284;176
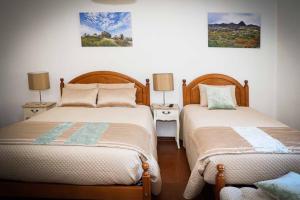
277;0;300;130
0;0;278;136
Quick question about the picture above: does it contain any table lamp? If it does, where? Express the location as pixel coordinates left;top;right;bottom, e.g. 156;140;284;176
153;73;174;105
27;71;50;105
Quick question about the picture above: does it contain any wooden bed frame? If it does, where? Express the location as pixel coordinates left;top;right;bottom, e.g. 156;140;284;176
182;73;249;107
0;71;151;200
61;71;150;106
182;73;249;200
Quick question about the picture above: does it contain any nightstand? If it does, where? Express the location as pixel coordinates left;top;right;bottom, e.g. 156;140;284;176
23;102;56;120
151;104;180;149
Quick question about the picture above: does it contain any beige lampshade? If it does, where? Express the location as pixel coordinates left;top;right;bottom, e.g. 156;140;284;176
28;72;50;90
153;73;174;91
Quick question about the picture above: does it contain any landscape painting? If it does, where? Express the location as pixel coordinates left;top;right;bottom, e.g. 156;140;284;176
208;13;261;48
80;12;132;47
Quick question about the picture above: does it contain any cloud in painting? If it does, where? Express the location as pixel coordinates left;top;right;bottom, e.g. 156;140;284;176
80;12;132;37
208;13;260;26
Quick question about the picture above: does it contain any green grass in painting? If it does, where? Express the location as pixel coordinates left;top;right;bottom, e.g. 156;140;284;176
81;36;132;47
208;26;260;48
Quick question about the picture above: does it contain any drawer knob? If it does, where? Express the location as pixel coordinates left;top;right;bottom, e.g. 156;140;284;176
30;109;39;113
162;111;171;114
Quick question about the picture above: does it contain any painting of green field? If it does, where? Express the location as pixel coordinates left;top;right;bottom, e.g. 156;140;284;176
81;34;132;47
80;12;132;47
208;13;260;48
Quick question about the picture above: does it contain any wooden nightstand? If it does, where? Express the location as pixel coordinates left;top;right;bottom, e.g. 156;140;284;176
151;104;180;149
23;102;56;120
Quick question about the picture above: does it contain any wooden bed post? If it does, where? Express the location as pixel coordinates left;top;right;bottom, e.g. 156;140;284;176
244;80;249;107
182;79;187;106
215;164;225;200
142;162;151;200
60;78;64;96
145;79;150;106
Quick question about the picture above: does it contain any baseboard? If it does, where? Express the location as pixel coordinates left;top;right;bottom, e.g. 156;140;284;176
157;136;175;141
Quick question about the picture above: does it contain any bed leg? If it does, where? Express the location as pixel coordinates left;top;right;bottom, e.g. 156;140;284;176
215;164;225;200
142;162;151;200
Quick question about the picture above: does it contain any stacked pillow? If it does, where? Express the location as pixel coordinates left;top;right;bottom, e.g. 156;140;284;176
198;84;237;110
60;83;137;108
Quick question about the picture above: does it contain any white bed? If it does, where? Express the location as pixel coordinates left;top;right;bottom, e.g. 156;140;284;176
0;71;160;200
182;105;300;199
0;106;161;194
181;74;300;199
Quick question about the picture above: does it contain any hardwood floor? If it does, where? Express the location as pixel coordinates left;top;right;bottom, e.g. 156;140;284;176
153;139;190;200
153;139;214;200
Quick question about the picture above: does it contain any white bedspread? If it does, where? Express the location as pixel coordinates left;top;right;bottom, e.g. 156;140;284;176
182;105;286;169
182;105;300;199
0;105;161;195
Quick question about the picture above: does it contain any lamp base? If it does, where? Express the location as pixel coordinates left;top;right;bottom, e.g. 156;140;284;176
37;90;47;105
163;91;166;105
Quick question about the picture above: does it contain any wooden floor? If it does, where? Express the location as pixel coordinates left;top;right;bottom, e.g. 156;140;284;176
153;139;213;200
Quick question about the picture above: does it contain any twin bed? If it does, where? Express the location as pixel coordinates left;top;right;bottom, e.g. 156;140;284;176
0;71;299;200
181;74;300;199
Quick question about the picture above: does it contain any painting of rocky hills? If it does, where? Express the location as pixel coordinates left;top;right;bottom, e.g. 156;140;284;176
208;13;261;48
80;12;132;47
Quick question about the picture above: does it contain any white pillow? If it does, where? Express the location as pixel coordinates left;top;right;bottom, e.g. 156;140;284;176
98;83;135;89
60;88;98;107
97;88;137;107
206;87;236;110
65;83;98;90
199;84;237;106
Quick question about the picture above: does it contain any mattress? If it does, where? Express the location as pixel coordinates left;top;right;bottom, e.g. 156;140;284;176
182;105;300;199
0;105;161;195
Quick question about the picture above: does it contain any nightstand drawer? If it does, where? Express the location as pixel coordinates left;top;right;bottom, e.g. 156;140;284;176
23;102;56;120
155;109;178;120
24;108;47;119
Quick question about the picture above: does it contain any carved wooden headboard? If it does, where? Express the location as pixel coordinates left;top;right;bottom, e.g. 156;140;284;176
60;71;150;106
182;73;249;107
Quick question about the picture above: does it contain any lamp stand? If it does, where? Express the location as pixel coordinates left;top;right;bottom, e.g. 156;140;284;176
39;90;42;105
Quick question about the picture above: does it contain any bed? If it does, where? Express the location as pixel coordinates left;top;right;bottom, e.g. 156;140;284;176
181;73;300;200
0;71;161;200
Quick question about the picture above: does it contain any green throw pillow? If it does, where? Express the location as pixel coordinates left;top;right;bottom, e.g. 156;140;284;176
206;86;236;110
254;172;300;200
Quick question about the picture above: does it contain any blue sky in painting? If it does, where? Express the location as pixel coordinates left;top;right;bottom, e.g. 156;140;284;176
80;12;132;37
208;13;261;26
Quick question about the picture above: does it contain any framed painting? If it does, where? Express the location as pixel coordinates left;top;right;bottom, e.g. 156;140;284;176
80;12;132;47
208;13;261;48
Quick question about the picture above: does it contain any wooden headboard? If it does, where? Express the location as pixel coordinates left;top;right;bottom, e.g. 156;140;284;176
182;73;249;106
60;71;150;106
